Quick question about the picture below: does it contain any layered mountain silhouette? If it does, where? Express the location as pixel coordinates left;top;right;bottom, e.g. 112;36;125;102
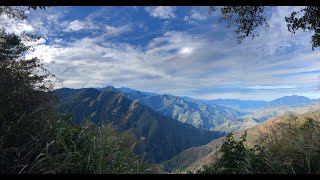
183;95;319;110
94;86;320;132
137;94;246;130
54;88;224;163
54;86;320;170
95;86;246;130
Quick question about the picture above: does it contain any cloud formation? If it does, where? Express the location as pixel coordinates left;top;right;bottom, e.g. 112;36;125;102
145;6;176;19
10;6;320;101
184;7;208;25
66;20;86;31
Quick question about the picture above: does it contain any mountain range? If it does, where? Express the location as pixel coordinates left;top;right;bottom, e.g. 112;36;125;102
96;86;320;132
54;88;225;163
136;94;246;130
98;86;319;111
97;86;246;131
183;95;320;110
53;85;320;172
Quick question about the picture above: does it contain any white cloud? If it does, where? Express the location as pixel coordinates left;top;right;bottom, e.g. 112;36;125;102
0;14;34;35
184;8;208;25
24;8;68;38
26;22;320;100
14;21;34;33
190;11;207;21
24;37;46;46
66;20;85;31
145;6;176;19
245;85;305;90
64;19;99;32
104;25;131;37
179;47;193;55
239;6;308;56
21;6;320;101
51;38;66;44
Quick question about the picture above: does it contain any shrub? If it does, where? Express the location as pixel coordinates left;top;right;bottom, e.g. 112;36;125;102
0;107;150;174
199;132;268;174
199;115;320;174
0;6;154;174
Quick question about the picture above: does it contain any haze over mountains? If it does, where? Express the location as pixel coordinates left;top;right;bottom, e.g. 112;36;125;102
105;86;319;110
54;88;224;163
59;86;320;133
183;95;320;110
98;86;320;131
137;94;246;130
53;85;320;167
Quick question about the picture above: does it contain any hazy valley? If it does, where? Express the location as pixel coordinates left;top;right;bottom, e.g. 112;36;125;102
53;86;320;172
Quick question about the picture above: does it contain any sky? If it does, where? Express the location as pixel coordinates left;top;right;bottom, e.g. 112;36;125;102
3;6;320;101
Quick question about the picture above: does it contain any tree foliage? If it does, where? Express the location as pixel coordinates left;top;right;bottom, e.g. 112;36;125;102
199;132;268;174
210;6;320;50
285;6;320;50
0;6;152;174
0;29;55;124
0;6;26;21
210;6;268;43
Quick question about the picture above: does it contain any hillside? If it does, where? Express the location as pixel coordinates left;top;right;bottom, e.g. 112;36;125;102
54;88;225;163
163;109;320;173
137;94;246;130
212;117;259;133
244;103;320;122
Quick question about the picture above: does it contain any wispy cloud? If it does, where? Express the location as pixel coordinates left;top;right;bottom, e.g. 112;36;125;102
65;20;86;31
184;7;208;25
245;85;306;90
104;24;132;37
145;6;176;19
17;6;320;101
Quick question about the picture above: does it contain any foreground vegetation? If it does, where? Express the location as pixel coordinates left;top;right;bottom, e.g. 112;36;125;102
0;108;150;174
2;6;320;174
0;6;152;174
199;114;320;174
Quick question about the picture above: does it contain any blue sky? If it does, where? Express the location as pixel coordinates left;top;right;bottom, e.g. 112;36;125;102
5;6;320;100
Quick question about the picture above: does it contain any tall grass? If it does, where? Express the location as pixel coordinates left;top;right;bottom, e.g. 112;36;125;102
198;115;320;174
0;107;151;174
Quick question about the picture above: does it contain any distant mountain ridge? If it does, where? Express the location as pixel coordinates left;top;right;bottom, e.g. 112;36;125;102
268;95;316;107
183;95;319;110
137;94;246;130
97;86;319;110
54;88;224;163
94;86;319;131
202;99;267;110
97;86;120;92
95;86;247;130
117;87;158;97
53;86;320;165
